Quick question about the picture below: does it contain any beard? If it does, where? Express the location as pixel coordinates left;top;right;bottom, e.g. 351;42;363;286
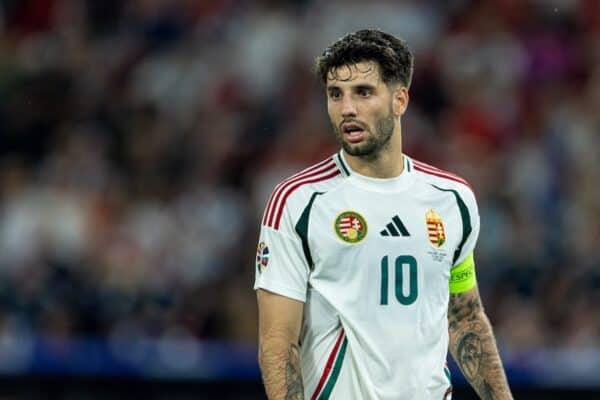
332;104;396;159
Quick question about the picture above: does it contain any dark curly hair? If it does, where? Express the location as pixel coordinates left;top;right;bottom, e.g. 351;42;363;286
315;29;414;88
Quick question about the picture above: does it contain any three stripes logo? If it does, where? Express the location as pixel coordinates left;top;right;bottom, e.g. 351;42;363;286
380;215;410;237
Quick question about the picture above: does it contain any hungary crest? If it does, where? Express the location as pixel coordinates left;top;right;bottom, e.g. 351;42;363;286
334;211;368;244
256;242;269;273
426;209;446;248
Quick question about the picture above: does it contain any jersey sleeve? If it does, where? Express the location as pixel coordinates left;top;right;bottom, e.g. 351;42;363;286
452;187;480;268
254;205;310;302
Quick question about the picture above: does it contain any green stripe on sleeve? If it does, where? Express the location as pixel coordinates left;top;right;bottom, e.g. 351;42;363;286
295;192;322;269
430;185;472;265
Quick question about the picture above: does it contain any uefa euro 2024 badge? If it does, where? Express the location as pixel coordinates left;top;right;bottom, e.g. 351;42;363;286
426;209;448;262
256;242;269;273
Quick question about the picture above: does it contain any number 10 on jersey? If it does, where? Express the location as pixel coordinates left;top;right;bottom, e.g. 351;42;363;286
380;255;418;305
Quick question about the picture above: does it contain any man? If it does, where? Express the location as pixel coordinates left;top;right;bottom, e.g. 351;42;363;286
254;29;512;400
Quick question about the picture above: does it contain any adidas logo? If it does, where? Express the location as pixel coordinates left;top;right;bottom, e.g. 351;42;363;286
380;215;410;237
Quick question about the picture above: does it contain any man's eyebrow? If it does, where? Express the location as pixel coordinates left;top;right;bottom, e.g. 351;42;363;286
327;83;376;90
354;83;376;90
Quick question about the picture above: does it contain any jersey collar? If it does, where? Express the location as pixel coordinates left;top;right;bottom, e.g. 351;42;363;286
335;150;414;192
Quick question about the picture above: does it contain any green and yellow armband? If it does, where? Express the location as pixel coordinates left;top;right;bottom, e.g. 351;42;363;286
449;252;477;294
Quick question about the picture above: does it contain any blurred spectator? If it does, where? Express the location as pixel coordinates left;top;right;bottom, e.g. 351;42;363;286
0;0;597;358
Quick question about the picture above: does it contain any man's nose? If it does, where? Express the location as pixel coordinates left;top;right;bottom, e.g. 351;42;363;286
341;97;357;118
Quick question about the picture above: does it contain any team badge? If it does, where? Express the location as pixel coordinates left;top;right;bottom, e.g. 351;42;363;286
426;209;446;248
256;242;270;273
334;211;368;244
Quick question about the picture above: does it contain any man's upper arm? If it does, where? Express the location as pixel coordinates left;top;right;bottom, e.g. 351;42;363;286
448;252;483;329
448;184;483;327
257;289;304;344
448;285;484;330
255;199;308;346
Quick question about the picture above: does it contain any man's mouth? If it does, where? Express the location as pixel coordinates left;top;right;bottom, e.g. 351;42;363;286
342;122;367;143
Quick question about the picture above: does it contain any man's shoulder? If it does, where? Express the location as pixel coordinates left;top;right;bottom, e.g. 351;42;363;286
409;157;476;201
261;155;345;230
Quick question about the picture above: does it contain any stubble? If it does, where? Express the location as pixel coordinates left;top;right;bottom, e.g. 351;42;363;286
333;104;395;160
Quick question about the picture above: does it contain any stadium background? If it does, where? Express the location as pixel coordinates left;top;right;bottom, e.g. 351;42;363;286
0;0;598;398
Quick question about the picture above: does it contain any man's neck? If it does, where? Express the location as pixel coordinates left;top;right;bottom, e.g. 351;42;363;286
343;133;404;179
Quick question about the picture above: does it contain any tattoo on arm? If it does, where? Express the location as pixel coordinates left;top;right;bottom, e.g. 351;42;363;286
448;292;482;330
454;321;497;400
259;339;304;400
457;331;482;380
481;380;496;400
448;291;512;400
285;344;303;400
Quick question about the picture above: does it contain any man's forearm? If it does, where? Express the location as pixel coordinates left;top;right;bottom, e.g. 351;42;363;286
259;337;304;400
448;296;512;399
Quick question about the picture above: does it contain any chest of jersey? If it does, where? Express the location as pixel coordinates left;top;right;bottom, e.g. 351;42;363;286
304;182;462;321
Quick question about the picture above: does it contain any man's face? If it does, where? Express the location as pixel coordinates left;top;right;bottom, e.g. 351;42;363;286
326;61;402;158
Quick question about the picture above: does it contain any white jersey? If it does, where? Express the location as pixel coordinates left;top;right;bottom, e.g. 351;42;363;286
254;151;480;400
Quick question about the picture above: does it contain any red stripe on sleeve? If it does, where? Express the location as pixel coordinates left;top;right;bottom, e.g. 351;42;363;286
273;169;341;230
412;162;473;191
266;162;336;227
262;158;332;225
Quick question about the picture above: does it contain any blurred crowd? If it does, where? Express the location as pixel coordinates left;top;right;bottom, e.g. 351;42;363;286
0;0;598;356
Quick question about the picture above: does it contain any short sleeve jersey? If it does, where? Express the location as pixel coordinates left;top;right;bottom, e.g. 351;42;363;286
254;152;480;400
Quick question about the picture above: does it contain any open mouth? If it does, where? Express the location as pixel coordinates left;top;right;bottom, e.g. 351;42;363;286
342;122;367;143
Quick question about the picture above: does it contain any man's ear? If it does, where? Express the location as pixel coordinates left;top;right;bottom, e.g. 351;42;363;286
392;85;409;117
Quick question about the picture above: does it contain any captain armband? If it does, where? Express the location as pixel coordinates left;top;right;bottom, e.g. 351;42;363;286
449;252;477;294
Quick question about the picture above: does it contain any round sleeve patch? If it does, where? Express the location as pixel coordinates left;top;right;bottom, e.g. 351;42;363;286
256;242;270;274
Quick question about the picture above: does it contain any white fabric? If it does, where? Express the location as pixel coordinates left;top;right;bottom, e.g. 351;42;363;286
255;153;479;400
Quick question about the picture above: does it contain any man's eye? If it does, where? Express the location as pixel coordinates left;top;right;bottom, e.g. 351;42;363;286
358;88;371;97
329;90;341;99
